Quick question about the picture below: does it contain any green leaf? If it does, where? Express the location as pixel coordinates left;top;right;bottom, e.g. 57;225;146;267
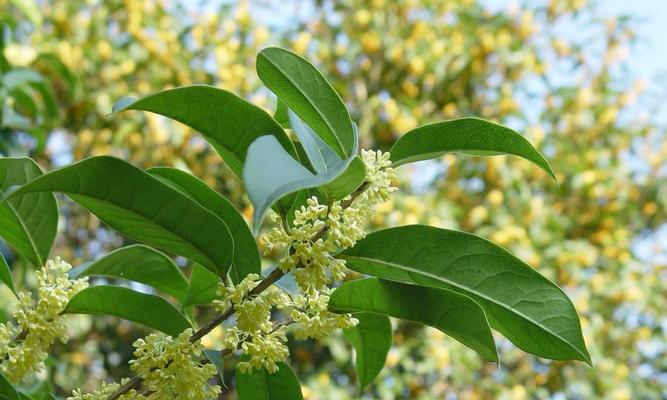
257;47;355;158
389;117;556;181
288;109;341;174
204;349;225;385
65;285;191;336
288;110;365;200
8;156;233;275
236;357;303;400
35;53;78;98
243;135;357;232
148;167;260;283
319;156;366;200
183;264;220;307
112;85;297;177
273;100;290;129
0;372;20;400
342;312;392;391
0;252;17;298
331;278;497;362
73;245;189;303
338;225;591;364
0;157;57;266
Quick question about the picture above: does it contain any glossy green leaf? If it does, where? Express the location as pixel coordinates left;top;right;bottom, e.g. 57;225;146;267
342;312;392;391
73;245;189;303
183;264;220;307
236;357;303;400
331;278;497;362
65;285;191;336
243;135;358;232
257;47;355;158
148;167;260;283
319;156;366;200
0;372;20;400
339;225;591;364
0;157;57;266
9;156;233;275
389;117;556;181
0;252;17;298
112;85;297;177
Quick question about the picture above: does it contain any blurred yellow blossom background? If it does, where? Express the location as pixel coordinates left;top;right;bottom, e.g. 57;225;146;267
0;0;665;399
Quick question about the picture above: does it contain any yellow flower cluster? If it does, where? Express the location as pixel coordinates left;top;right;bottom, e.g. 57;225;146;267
215;274;291;373
360;149;397;203
212;150;396;376
69;379;143;400
264;149;397;293
290;289;358;340
129;328;220;400
0;257;88;383
261;149;396;341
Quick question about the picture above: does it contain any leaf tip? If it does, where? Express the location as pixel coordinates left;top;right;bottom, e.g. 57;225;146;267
110;96;138;114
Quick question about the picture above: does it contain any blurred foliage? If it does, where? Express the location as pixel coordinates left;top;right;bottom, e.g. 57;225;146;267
0;0;665;399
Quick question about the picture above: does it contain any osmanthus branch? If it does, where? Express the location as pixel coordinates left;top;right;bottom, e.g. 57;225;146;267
108;182;372;400
137;320;296;398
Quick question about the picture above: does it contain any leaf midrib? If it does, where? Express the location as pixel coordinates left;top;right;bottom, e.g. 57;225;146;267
67;193;221;269
260;53;348;156
5;200;42;265
342;255;589;362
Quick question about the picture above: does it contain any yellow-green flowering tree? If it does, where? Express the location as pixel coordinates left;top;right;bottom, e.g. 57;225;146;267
0;0;664;399
287;0;666;398
0;47;591;399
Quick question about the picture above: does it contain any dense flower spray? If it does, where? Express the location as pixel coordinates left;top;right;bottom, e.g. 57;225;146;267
130;329;221;399
215;273;292;373
248;149;397;361
70;149;397;398
0;257;88;383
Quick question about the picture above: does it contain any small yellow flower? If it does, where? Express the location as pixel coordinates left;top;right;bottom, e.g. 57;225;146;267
0;257;88;383
129;329;220;400
68;379;144;400
290;290;358;340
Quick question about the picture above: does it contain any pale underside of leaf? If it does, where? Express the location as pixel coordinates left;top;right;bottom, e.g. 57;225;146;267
243;134;358;233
